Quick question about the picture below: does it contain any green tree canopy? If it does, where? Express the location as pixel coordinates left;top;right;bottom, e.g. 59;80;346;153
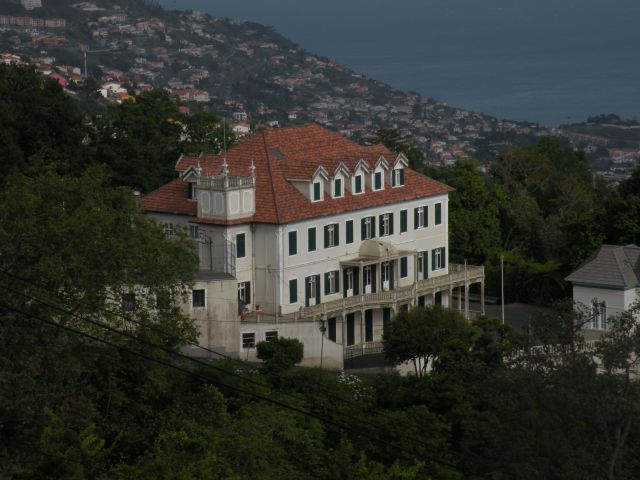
0;64;89;180
383;305;467;377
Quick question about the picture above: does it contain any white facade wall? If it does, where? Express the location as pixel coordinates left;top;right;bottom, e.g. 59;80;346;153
573;284;640;325
280;194;448;315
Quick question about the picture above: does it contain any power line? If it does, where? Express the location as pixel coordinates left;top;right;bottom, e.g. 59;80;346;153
0;267;456;463
0;299;458;471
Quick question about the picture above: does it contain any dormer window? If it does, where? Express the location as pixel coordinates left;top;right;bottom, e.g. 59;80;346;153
354;174;363;194
392;168;404;187
374;171;383;191
187;182;196;200
333;178;343;198
312;181;322;202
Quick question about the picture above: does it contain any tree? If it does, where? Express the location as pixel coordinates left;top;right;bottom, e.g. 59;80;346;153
440;159;502;263
256;337;304;374
183;111;235;155
0;167;198;475
373;128;425;169
0;64;89;181
383;306;467;377
93;90;185;192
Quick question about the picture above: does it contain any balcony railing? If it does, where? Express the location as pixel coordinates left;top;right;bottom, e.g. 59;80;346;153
197;175;254;190
344;341;384;359
242;264;484;323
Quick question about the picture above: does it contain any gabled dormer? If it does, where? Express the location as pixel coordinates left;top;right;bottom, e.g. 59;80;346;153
332;162;349;198
352;159;369;195
372;156;390;191
391;153;409;188
311;165;329;202
180;165;202;201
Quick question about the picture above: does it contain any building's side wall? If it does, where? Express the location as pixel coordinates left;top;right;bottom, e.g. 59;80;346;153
573;284;629;319
239;321;344;370
251;223;280;315
183;278;239;354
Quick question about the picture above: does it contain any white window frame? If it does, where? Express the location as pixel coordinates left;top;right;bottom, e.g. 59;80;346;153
382;262;390;283
192;288;206;309
327;224;337;248
163;222;174;236
381;213;391;237
417;207;425;229
238;281;250;304
346;268;354;293
333;177;343;198
353;174;364;194
363;216;374;240
433;247;444;270
265;330;278;342
328;271;337;295
364;265;372;293
417;252;424;276
241;332;256;350
312;180;323;202
393;169;403;187
373;170;384;191
189;225;199;239
309;276;317;301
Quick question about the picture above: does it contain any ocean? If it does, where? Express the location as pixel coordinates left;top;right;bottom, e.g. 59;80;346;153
158;0;640;126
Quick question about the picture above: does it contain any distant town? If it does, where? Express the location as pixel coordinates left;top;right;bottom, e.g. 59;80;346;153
1;0;638;179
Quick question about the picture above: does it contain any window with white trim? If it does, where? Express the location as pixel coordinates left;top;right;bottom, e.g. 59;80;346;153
189;225;199;239
362;216;375;240
392;168;404;187
192;289;205;308
325;270;339;295
414;206;427;229
238;281;251;304
163;222;174;236
374;171;383;190
242;332;255;349
265;330;278;342
432;247;445;270
346;268;354;291
333;177;343;197
187;182;196;200
312;181;322;201
354;174;363;194
324;223;339;248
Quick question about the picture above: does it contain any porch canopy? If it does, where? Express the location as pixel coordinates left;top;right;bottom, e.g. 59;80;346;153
340;239;414;267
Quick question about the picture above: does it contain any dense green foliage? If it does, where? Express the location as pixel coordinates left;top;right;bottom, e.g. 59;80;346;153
5;64;640;480
256;337;304;374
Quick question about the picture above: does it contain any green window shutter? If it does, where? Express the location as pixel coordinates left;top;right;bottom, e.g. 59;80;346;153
435;203;442;225
399;168;405;185
424;205;429;227
389;213;394;235
246;282;251;305
400;209;407;232
334;224;340;246
288;231;297;255
371;216;376;238
379;214;384;236
313;182;321;200
308;227;316;252
361;218;366;240
334;178;341;197
334;270;340;292
400;257;408;277
236;233;245;258
414;207;419;229
442;247;446;268
346;220;353;244
289;279;297;304
315;274;321;304
432;249;436;271
324;225;329;248
374;172;382;189
324;272;330;295
355;175;362;193
391;170;396;187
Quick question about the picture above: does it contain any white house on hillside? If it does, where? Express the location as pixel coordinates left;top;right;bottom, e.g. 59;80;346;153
142;124;485;368
566;244;640;330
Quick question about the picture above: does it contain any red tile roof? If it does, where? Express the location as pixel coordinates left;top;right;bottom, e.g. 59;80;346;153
143;124;452;225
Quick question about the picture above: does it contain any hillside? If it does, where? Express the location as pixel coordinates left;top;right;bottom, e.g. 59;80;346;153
0;0;550;163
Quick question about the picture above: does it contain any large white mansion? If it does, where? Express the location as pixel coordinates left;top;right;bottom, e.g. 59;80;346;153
143;124;484;368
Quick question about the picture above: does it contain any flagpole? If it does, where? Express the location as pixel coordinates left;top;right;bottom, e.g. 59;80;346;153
501;254;505;325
